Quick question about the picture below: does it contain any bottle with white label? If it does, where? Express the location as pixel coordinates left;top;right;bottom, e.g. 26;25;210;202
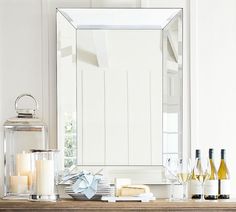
191;149;202;199
204;149;218;200
218;149;230;199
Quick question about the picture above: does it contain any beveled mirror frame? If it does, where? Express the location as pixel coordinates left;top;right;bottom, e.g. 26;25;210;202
56;7;184;184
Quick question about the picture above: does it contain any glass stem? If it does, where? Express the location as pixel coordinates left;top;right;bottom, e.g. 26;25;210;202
170;182;174;200
183;183;187;200
201;183;204;201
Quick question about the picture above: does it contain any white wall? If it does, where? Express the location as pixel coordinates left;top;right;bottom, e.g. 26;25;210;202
191;0;236;197
0;0;44;195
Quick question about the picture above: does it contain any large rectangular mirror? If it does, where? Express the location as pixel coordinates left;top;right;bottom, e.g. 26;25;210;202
57;8;183;170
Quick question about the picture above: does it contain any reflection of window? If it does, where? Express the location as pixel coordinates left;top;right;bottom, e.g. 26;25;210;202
163;112;179;161
163;134;178;153
163;112;178;133
64;113;76;168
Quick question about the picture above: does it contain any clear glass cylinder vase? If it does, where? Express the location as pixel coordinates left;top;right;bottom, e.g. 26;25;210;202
30;150;60;201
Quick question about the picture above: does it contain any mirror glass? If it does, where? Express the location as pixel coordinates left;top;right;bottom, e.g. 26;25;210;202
57;8;183;168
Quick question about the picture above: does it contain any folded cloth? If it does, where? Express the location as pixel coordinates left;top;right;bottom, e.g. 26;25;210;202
70;170;102;199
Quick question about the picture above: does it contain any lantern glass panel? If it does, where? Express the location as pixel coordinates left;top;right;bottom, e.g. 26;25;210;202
3;119;48;198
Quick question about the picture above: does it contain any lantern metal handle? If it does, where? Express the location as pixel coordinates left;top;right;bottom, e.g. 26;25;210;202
15;94;39;118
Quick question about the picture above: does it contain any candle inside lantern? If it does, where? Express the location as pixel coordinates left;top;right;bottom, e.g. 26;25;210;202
16;151;32;188
16;151;31;174
36;159;54;195
10;175;28;194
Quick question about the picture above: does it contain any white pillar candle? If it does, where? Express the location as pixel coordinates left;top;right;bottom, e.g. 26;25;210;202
10;176;28;194
16;151;32;188
16;151;31;175
36;159;54;195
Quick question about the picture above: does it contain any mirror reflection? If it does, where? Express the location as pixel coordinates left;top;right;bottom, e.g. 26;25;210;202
57;8;183;168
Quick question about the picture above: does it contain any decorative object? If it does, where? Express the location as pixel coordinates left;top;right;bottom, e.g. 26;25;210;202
57;9;183;180
62;170;114;200
29;149;60;201
3;94;48;199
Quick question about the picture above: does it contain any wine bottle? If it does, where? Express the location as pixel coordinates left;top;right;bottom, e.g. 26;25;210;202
218;149;230;199
191;149;202;199
204;149;218;200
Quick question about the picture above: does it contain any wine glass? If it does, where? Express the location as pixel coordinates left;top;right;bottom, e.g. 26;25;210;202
193;157;211;201
177;158;192;200
164;158;178;201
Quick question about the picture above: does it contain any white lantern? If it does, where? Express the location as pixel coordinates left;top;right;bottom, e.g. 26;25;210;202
3;94;48;199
